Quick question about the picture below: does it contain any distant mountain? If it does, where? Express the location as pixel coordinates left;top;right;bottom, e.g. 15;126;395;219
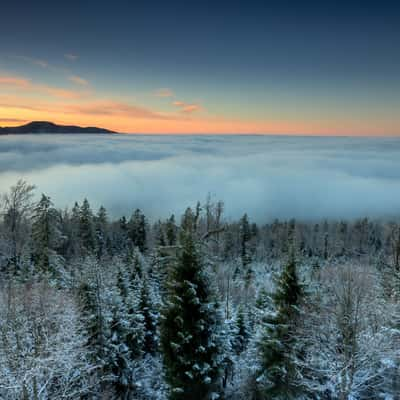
0;121;117;135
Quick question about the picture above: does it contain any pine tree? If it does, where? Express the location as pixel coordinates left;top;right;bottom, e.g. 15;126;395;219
95;205;108;259
154;220;166;246
127;249;143;281
258;255;303;399
165;214;177;245
78;260;108;364
68;202;82;258
31;194;61;275
234;306;249;354
161;230;222;400
139;280;158;355
79;257;144;396
79;199;96;254
111;216;129;254
128;209;147;253
239;214;252;267
116;261;145;361
108;295;131;395
180;207;196;237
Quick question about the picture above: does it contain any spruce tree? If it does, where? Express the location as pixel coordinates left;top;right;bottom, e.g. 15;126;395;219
239;214;251;260
234;306;249;355
108;280;144;397
128;209;147;253
31;194;60;275
69;202;82;258
116;261;145;360
95;205;109;259
139;280;158;355
78;257;108;351
79;199;96;254
258;255;302;399
161;230;222;400
128;249;143;281
154;220;166;246
79;257;144;396
165;214;177;245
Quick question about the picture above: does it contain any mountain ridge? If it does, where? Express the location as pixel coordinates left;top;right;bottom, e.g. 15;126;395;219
0;121;117;135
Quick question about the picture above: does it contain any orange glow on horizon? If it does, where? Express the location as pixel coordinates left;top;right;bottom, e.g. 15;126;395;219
1;110;398;136
1;72;399;137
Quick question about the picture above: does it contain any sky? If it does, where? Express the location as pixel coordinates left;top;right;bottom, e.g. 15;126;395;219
1;134;400;220
0;0;400;135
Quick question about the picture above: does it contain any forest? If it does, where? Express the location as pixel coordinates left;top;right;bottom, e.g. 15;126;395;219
1;179;400;400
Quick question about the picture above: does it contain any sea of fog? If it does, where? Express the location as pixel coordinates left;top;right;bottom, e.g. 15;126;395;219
1;134;400;222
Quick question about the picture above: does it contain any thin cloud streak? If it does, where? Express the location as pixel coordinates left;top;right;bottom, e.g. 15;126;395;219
154;88;174;97
0;75;31;88
0;118;27;124
64;53;78;61
69;75;89;86
173;101;202;113
11;55;48;68
0;73;85;99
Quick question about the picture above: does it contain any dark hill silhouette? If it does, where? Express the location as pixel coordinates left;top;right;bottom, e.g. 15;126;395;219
0;121;117;135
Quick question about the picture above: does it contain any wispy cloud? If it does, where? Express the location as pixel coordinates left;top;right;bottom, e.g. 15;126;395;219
155;89;202;113
0;94;171;121
0;75;31;88
154;88;174;97
69;75;89;86
43;86;84;99
64;53;78;61
173;100;202;113
0;73;85;99
59;101;172;119
0;118;27;124
12;55;48;68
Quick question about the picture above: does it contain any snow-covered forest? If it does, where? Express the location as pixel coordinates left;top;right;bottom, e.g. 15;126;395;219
1;179;400;400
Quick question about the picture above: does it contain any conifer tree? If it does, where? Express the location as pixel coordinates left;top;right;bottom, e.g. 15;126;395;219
79;257;144;395
180;207;196;237
165;214;177;245
116;261;145;360
108;296;131;395
68;202;82;258
139;280;158;355
239;214;252;267
234;306;249;355
95;205;108;259
78;258;106;352
161;229;222;400
31;194;61;275
127;249;143;281
154;220;166;246
79;199;96;254
258;255;303;399
128;209;147;253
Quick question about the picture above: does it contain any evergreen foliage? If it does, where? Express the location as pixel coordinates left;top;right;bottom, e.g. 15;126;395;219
128;209;147;253
161;230;222;400
31;194;61;275
79;199;96;254
258;255;302;399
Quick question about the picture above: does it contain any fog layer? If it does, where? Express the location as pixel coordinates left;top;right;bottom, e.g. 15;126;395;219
1;134;400;221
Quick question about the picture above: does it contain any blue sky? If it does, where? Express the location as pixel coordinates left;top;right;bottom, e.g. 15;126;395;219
1;0;400;134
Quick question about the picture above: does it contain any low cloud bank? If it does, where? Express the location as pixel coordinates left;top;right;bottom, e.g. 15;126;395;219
1;134;400;221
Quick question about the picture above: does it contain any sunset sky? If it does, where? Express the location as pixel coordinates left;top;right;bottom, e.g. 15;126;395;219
1;0;400;135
